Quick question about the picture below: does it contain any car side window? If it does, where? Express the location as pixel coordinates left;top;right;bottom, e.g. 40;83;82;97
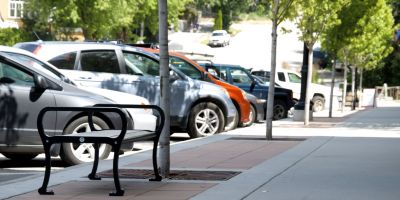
278;72;285;81
288;72;301;83
48;52;77;70
169;56;202;80
123;52;159;76
0;61;34;87
80;51;120;73
230;69;252;84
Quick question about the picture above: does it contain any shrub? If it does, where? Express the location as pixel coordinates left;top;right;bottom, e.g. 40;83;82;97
0;28;28;46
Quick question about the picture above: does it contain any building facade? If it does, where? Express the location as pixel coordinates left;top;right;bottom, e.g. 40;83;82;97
0;0;25;28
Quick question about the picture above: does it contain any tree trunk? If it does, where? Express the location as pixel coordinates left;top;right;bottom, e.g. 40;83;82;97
341;58;348;112
304;44;313;125
158;0;170;178
328;59;336;118
351;66;356;110
266;0;280;140
358;68;363;109
140;21;145;39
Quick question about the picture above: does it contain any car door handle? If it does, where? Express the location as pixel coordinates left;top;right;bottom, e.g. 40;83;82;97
79;76;92;80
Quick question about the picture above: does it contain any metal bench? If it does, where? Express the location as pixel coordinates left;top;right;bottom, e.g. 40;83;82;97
36;104;165;196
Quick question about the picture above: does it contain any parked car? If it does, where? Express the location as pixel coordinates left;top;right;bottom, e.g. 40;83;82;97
243;92;266;126
251;69;341;112
15;41;236;138
142;48;252;129
208;30;231;47
0;46;146;165
198;62;295;120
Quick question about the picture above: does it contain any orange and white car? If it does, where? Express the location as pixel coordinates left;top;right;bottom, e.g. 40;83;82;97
144;48;252;129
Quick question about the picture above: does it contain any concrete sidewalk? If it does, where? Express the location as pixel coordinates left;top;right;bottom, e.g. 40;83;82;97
2;104;400;200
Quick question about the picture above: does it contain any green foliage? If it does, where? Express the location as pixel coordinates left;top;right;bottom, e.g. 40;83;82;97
213;9;223;30
296;0;346;48
363;43;400;87
322;0;394;71
272;0;298;25
0;28;29;46
211;0;253;30
23;0;192;42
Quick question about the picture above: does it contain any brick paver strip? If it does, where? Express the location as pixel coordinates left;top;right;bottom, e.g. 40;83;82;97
129;138;301;170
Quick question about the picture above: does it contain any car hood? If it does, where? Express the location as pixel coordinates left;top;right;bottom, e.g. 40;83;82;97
77;85;152;114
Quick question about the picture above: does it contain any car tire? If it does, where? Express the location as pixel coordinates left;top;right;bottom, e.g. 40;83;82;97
312;96;325;112
60;116;111;165
273;99;288;120
239;104;256;127
188;102;225;138
2;153;38;160
225;107;239;131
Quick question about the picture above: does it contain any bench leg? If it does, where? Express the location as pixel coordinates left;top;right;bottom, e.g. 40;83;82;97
38;143;54;195
88;143;101;180
150;138;162;181
109;143;124;196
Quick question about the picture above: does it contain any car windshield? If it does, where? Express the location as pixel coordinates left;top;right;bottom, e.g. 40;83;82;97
212;32;223;36
4;52;74;84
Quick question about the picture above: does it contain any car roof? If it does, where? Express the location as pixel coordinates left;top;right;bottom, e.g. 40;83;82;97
14;41;159;61
208;63;243;69
1;45;64;74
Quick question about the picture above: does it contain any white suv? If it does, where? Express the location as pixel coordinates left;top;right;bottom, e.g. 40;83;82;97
208;30;230;47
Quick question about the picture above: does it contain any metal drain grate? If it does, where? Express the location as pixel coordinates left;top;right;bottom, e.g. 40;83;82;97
98;169;241;181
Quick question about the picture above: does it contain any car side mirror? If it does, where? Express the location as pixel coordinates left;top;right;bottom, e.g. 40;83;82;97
204;63;212;71
34;74;49;90
250;80;256;92
169;70;180;82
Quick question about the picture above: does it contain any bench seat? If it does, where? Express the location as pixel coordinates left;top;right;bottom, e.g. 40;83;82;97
37;104;164;196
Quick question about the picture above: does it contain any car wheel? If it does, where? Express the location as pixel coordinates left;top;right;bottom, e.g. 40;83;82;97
188;102;225;138
239;104;256;127
225;107;239;131
2;153;38;160
312;96;325;112
273;99;288;120
60;116;111;165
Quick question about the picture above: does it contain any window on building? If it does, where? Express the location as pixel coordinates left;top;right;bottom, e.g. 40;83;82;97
9;0;24;18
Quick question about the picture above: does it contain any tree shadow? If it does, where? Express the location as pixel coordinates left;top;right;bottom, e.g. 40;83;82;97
0;86;28;146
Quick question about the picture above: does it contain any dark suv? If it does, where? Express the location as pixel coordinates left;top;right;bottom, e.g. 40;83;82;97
199;63;295;120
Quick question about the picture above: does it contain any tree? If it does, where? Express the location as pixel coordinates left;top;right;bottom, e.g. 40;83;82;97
23;0;192;42
0;28;29;46
213;9;223;30
265;0;297;140
23;0;140;41
323;0;394;110
158;0;171;178
294;0;345;125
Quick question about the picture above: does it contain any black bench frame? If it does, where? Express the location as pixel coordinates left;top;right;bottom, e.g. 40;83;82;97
37;104;165;196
